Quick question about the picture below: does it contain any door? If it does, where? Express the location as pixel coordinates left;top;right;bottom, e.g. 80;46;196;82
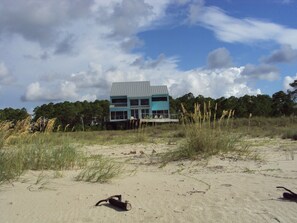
130;109;139;119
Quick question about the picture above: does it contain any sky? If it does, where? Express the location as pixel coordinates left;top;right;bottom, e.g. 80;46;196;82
1;0;297;112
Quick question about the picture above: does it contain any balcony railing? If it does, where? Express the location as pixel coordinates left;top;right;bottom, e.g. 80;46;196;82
110;103;127;108
140;113;179;119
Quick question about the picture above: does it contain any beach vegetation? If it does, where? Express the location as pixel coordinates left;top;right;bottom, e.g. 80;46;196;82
75;155;122;183
0;122;121;183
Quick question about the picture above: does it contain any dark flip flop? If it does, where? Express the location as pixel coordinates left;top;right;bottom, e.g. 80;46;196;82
277;186;297;201
95;195;132;211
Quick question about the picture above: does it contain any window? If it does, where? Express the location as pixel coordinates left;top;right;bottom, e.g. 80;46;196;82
111;112;115;120
111;98;127;107
130;99;138;106
152;110;169;118
131;109;139;119
110;111;127;120
141;109;150;118
140;99;149;106
112;98;127;103
152;97;167;102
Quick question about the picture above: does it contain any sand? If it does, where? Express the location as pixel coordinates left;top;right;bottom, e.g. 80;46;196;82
1;138;297;223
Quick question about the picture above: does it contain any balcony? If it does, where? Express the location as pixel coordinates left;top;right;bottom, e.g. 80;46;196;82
110;103;127;108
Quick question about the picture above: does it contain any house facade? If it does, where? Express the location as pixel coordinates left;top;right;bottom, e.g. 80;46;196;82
109;81;170;122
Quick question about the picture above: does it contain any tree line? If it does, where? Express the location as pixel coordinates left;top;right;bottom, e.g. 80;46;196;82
169;80;297;118
32;100;110;130
0;100;109;131
1;80;296;130
170;90;296;118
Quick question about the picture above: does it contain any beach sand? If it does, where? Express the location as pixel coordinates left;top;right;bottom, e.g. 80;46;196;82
1;138;296;223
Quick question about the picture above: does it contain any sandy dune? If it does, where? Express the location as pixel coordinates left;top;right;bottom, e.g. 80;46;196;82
1;138;297;223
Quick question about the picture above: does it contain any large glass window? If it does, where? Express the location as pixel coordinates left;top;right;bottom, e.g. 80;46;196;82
152;97;167;102
130;109;139;119
141;109;150;118
110;111;127;120
130;99;138;106
111;98;127;107
112;98;127;103
140;99;149;106
152;110;169;118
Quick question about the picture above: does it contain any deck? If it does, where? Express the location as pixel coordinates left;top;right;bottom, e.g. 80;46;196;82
139;118;179;123
106;118;180;130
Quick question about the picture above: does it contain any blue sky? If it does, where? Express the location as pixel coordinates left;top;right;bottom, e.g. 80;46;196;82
0;0;297;111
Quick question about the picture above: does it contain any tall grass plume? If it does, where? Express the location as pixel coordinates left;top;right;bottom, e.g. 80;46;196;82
163;102;246;162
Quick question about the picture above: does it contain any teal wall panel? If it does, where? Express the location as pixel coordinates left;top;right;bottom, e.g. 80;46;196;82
151;101;169;110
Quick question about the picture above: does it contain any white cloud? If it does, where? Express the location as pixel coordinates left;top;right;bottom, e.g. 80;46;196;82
283;73;297;91
80;94;97;101
96;0;154;38
0;62;15;85
0;0;281;106
22;81;78;101
188;4;297;48
168;67;261;98
0;0;94;46
22;82;47;101
22;55;261;101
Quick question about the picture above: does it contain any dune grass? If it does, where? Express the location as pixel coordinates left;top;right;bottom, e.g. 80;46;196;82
162;124;248;162
163;103;251;163
282;128;297;140
1;113;296;183
162;109;296;163
0;136;85;183
0;128;121;184
0;131;5;150
229;116;297;139
75;155;122;183
43;125;173;148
